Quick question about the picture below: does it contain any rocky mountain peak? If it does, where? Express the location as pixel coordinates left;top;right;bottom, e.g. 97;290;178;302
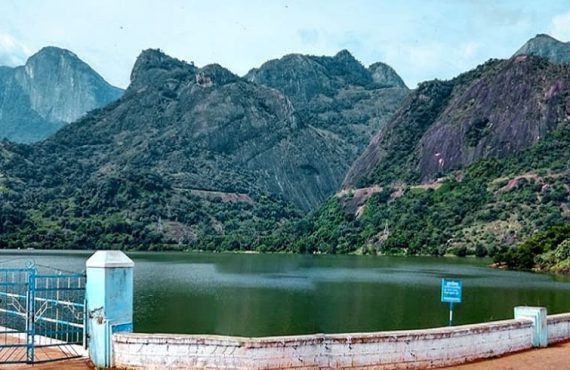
514;33;570;64
532;33;559;41
27;46;80;64
196;64;239;87
0;46;123;143
129;49;194;87
23;46;97;82
369;62;407;88
244;49;391;106
334;49;356;61
320;49;372;86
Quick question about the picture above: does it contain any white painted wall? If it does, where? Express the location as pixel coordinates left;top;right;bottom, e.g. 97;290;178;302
547;313;570;344
113;319;536;369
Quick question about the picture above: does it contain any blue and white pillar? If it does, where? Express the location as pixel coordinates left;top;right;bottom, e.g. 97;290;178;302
86;251;134;368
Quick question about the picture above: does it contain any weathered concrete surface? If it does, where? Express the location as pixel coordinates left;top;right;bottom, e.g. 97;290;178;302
113;319;535;369
546;313;570;344
514;306;547;347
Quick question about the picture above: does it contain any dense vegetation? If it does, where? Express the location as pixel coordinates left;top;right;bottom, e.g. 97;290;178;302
0;150;302;251
346;56;570;191
237;120;570;256
494;223;570;272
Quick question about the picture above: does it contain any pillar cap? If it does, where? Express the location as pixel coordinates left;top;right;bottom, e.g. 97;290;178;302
86;251;134;268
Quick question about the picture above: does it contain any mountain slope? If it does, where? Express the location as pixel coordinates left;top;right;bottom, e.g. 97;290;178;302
0;47;123;143
244;49;570;257
345;56;570;188
251;119;570;256
514;34;570;64
43;49;352;210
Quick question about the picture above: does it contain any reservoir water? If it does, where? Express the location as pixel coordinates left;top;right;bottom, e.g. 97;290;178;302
1;250;570;337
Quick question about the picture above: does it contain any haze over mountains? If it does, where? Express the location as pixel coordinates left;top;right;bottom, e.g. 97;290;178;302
0;47;123;143
0;34;568;261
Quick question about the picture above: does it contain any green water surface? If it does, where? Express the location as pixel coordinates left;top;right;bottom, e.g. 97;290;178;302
1;251;569;337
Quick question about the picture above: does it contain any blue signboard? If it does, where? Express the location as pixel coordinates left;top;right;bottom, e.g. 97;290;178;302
441;279;462;303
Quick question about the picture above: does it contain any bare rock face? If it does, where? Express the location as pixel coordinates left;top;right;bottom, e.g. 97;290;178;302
417;57;569;179
0;47;123;143
346;55;570;187
245;50;409;162
369;62;407;88
514;34;570;65
245;50;374;105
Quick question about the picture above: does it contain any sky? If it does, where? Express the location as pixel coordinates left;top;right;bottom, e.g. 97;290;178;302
1;0;570;89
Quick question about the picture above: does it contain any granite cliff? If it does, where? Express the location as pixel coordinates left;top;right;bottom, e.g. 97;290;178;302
246;50;408;154
0;47;123;143
345;55;570;187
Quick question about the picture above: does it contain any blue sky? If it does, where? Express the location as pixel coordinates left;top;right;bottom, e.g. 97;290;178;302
1;0;569;88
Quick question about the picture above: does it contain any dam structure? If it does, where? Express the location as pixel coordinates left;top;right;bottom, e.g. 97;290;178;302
1;251;570;369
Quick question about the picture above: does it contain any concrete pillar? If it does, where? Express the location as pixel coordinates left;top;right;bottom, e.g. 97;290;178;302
514;306;547;347
86;251;134;368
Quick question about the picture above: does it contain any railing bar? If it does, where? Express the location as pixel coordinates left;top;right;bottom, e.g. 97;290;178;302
0;308;26;317
32;316;84;329
34;274;85;279
33;288;85;292
56;277;60;342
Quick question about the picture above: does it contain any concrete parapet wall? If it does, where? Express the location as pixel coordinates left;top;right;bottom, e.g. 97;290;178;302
113;319;535;369
547;313;570;344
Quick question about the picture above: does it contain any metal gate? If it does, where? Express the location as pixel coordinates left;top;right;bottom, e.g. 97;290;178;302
0;263;86;364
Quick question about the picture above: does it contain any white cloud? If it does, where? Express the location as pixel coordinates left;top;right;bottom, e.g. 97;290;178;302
0;33;31;67
550;11;570;42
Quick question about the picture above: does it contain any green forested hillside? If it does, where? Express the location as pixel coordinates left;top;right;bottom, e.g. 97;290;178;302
494;223;570;273
0;139;302;250
344;56;570;188
241;120;570;257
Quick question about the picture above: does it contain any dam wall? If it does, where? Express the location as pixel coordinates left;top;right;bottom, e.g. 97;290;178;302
112;317;548;369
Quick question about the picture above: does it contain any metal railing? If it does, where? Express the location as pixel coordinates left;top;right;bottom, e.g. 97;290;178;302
0;264;86;364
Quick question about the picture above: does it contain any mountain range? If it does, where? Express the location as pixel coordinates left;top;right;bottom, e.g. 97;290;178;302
0;47;407;249
266;34;570;259
0;34;568;265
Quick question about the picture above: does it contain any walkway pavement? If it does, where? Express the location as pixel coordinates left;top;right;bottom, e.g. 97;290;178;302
4;357;93;369
2;341;569;369
446;340;570;370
